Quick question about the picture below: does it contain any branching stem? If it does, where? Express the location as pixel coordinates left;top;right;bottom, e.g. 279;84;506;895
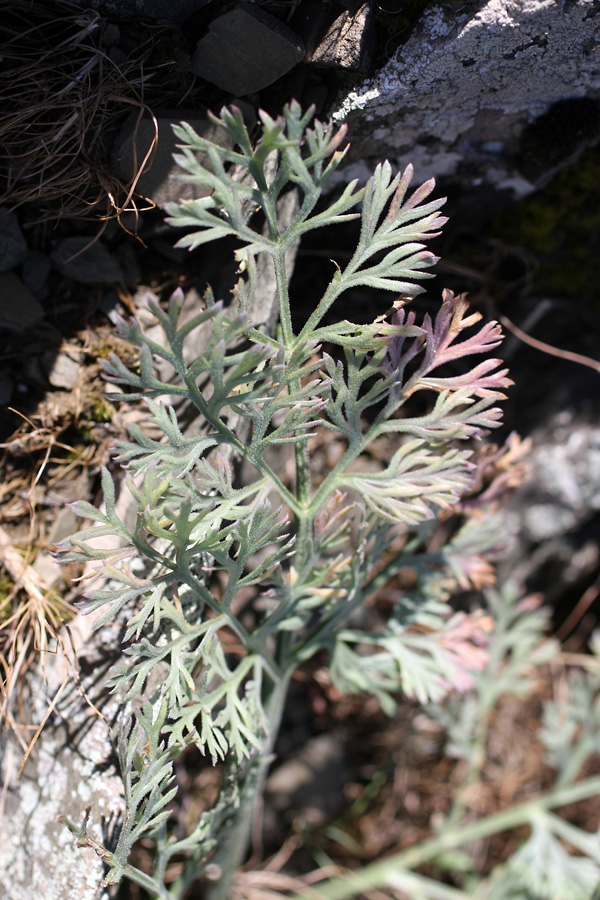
292;776;600;900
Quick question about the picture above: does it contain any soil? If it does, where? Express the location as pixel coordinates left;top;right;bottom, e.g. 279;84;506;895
2;3;600;899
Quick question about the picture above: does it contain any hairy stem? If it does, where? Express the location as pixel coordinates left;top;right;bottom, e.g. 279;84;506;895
199;673;291;900
274;245;294;351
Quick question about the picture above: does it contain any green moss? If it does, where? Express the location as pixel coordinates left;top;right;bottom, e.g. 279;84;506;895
90;396;114;424
492;144;600;299
0;572;14;591
0;573;20;628
0;572;15;603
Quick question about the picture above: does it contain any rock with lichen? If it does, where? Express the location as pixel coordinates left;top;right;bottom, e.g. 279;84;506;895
333;0;600;209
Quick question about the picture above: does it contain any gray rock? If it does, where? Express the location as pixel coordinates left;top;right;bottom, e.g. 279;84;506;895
305;1;375;72
0;208;28;272
518;416;600;543
0;271;45;331
150;237;189;263
0;620;126;900
523;503;578;542
494;411;600;607
0;476;146;900
265;733;348;826
100;23;120;46
110;111;234;210
21;250;51;295
116;240;140;286
44;351;82;390
0;376;14;405
51;237;122;284
332;0;600;200
191;2;305;94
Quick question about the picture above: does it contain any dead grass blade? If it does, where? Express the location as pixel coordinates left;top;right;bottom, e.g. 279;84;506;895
0;1;159;226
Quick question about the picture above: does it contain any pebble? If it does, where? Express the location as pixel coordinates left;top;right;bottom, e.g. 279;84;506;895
191;3;305;94
0;271;44;331
44;351;82;390
51;237;122;284
21;250;51;295
0;208;28;271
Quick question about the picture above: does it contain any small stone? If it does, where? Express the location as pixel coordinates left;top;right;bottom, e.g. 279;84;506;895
21;250;51;295
108;45;128;70
101;23;120;47
44;351;82;390
51;237;122;284
191;3;305;94
0;376;14;406
308;2;375;72
100;289;122;325
110;111;234;210
47;506;80;545
265;734;347;825
32;552;62;589
0;271;44;331
0;208;28;271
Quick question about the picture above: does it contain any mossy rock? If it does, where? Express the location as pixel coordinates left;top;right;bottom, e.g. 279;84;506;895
492;144;600;302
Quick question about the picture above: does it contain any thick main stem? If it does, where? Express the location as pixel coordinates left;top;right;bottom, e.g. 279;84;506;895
271;244;313;564
199;672;291;900
274;245;294;351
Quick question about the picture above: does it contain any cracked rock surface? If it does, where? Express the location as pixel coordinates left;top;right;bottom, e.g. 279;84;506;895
333;0;600;200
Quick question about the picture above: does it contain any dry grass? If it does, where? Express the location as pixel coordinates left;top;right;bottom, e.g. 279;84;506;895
0;418;86;751
0;0;159;226
0;324;125;749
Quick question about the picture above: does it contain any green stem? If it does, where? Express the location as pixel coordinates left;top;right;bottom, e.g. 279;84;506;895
305;411;394;520
289;776;600;900
274;245;294;351
181;367;300;515
270;243;314;568
381;871;474;900
446;712;491;828
60;815;170;900
296;274;344;341
544;811;600;863
193;673;292;900
302;359;435;521
261;181;281;241
286;544;434;666
117;863;170;900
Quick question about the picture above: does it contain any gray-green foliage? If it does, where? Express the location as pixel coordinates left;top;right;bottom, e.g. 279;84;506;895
56;102;600;900
306;588;600;900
